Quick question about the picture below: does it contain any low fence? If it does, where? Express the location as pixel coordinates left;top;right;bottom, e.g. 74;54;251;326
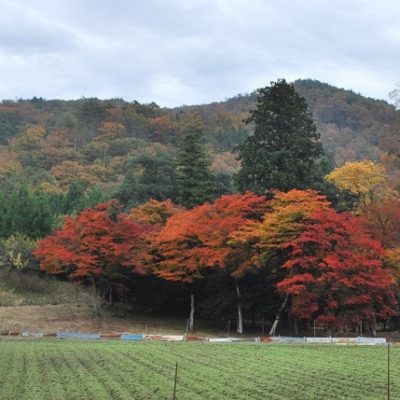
305;336;386;345
0;330;388;345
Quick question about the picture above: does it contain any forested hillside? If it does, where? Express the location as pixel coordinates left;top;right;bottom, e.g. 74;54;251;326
0;80;399;199
293;80;400;164
1;78;400;334
188;79;400;165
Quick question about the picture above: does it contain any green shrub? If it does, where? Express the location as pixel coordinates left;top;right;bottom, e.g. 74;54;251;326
0;234;38;271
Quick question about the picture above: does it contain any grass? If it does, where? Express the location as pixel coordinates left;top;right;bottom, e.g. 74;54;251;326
0;271;90;307
0;340;398;400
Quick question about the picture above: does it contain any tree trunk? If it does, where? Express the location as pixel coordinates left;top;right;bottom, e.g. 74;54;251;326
89;281;102;318
189;293;195;331
235;281;243;334
269;294;289;336
293;316;299;336
371;316;377;337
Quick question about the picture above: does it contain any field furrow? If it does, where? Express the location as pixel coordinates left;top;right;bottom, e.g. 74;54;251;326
0;340;399;400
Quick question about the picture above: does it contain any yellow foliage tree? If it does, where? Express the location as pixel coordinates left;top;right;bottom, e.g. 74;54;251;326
10;125;45;153
130;199;183;226
0;149;22;181
326;160;393;207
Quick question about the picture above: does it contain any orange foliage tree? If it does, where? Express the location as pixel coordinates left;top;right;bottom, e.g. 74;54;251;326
362;198;400;249
361;198;400;298
231;190;330;253
151;192;269;332
230;190;330;335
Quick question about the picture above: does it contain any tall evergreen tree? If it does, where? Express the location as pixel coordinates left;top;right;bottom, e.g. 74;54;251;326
235;79;324;193
175;113;215;208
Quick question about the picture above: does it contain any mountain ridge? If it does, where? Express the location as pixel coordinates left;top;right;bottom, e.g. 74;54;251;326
0;79;399;198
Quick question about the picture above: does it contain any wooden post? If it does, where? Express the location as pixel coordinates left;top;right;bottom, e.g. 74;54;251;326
388;343;391;400
313;320;316;337
173;362;178;400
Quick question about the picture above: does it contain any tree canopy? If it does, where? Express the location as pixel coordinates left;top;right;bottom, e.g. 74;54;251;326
278;210;397;328
235;79;324;193
34;200;152;297
175;112;217;208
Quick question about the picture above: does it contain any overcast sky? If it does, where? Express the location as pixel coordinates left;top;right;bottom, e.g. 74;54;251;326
0;0;399;107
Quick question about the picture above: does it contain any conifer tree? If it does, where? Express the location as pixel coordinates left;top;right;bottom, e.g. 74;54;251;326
175;112;215;208
235;79;323;193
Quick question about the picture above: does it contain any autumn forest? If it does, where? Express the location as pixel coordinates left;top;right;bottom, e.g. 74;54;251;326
1;79;400;335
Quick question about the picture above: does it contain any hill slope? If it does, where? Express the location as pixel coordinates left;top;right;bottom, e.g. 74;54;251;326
0;79;398;197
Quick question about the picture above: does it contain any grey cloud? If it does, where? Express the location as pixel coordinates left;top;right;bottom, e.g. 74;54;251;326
0;0;399;106
0;2;76;54
0;25;75;54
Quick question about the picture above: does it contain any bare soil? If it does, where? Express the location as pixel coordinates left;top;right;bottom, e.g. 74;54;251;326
0;303;229;336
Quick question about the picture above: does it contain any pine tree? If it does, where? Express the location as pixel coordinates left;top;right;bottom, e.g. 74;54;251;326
235;79;323;193
175;112;215;208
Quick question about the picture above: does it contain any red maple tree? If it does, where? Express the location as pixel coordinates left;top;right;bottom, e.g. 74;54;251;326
277;210;397;329
34;200;152;302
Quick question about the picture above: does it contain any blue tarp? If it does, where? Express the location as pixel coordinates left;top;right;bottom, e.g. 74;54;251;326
120;333;144;341
57;332;100;340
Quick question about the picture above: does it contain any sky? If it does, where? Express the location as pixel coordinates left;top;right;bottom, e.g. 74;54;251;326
0;0;399;107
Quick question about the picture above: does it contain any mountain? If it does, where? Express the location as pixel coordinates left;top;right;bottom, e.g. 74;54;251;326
0;79;399;196
178;79;399;165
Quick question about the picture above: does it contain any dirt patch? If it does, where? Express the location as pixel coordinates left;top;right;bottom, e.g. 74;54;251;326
0;304;211;335
0;303;256;338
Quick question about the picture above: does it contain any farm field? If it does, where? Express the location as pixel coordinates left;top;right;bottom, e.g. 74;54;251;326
0;340;398;399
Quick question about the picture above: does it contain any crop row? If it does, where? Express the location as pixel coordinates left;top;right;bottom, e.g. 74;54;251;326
0;340;399;399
